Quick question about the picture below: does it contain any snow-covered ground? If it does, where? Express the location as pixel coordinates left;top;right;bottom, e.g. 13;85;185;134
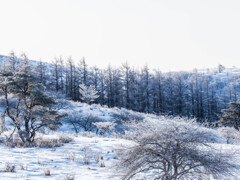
0;134;132;180
0;100;240;179
0;134;239;180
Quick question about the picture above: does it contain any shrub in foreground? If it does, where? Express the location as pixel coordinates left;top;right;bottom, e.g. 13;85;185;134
116;118;240;179
3;133;73;148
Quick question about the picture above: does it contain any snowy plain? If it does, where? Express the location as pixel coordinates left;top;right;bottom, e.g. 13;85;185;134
0;133;239;180
0;133;133;180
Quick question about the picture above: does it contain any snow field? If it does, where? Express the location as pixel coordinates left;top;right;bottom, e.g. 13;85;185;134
0;134;131;180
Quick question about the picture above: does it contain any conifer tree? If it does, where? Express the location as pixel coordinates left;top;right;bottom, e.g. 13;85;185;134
0;58;62;144
221;102;240;130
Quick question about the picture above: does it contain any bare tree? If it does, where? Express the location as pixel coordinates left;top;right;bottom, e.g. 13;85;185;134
80;57;88;85
116;118;239;180
8;51;18;72
36;59;47;85
58;57;64;93
65;112;101;133
122;62;131;109
53;57;59;91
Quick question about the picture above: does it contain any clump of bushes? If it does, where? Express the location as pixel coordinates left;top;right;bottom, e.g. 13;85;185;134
66;151;77;161
65;112;102;134
112;108;145;123
116;118;239;180
112;108;145;133
43;168;51;176
2;132;73;148
83;146;92;165
93;122;116;136
4;162;15;172
64;175;75;180
218;126;240;144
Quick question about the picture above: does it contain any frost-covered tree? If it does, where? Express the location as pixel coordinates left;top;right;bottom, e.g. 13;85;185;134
79;83;99;104
121;62;131;109
218;64;225;73
140;65;151;112
8;51;18;72
0;71;22;134
67;57;74;98
116;118;239;179
65;112;101;133
58;57;64;93
79;57;88;85
218;126;240;144
3;51;240;123
0;58;63;144
36;60;47;85
220;101;240;130
53;57;59;91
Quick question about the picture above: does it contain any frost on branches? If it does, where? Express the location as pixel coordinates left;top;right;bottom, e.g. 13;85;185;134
0;57;63;145
79;84;99;104
116;118;240;180
220;101;240;130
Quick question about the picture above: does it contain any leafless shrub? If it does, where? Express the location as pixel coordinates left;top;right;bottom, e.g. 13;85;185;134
116;118;240;180
112;109;144;123
43;168;51;176
93;122;116;136
19;164;24;170
55;98;71;109
112;109;145;133
3;134;72;148
94;152;101;164
66;151;76;161
37;158;41;164
3;136;27;148
35;139;63;148
218;126;240;144
93;138;99;143
58;134;73;144
83;146;92;165
64;175;75;180
99;156;105;168
65;112;102;133
79;131;96;138
4;162;15;172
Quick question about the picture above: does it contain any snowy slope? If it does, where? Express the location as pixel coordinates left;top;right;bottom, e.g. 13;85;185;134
0;100;239;179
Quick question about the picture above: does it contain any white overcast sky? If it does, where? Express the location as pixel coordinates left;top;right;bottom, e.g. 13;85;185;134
0;0;240;71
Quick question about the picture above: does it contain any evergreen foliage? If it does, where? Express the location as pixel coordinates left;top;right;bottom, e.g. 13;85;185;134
221;102;240;130
0;56;63;144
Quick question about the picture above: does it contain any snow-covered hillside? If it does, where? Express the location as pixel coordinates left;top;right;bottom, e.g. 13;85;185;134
1;54;240;179
0;100;239;179
2;53;240;123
